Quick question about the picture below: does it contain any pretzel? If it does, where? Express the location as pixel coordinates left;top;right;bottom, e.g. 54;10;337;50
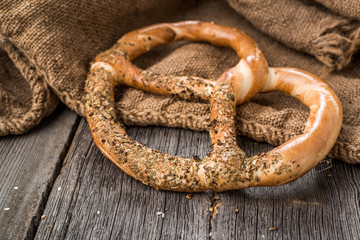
85;21;343;192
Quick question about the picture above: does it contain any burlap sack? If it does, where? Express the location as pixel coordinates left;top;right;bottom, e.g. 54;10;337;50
315;0;360;20
226;0;360;70
0;0;187;134
0;0;359;163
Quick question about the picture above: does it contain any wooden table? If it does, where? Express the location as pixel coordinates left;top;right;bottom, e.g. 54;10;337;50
1;105;360;240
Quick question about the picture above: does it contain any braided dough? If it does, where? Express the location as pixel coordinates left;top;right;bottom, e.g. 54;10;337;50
85;21;343;192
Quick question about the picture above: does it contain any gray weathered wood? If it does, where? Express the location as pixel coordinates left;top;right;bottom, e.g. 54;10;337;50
35;119;212;240
33;118;360;239
0;105;79;240
210;140;360;240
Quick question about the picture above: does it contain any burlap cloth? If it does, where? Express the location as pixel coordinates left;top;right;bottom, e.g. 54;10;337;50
0;0;359;163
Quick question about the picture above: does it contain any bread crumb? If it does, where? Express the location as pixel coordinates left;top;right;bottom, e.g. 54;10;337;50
269;227;277;231
186;194;192;199
214;194;220;200
156;211;165;218
41;215;46;220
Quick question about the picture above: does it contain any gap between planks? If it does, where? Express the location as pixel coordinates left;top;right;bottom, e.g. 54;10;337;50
0;105;80;240
34;118;360;240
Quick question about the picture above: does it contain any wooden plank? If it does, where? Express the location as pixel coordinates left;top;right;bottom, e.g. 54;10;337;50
35;119;211;240
34;117;360;239
210;140;360;240
0;105;79;240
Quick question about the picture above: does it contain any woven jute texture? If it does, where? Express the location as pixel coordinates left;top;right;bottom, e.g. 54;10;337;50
0;0;359;163
315;0;360;20
226;0;360;71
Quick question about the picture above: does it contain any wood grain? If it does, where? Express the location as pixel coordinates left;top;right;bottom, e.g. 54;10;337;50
0;105;79;240
35;119;212;240
211;139;360;240
27;118;360;239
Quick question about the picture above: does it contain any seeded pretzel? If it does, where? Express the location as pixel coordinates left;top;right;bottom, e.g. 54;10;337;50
85;21;343;192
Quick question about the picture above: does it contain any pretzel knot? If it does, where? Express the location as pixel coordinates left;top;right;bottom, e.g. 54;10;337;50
85;21;343;192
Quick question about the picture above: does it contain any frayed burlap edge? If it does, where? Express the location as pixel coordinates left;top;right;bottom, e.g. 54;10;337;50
311;17;360;71
0;36;58;136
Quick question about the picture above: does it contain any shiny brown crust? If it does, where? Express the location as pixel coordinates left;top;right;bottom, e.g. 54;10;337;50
85;21;343;192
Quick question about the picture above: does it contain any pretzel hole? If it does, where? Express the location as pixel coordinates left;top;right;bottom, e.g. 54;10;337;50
132;41;238;79
126;126;211;159
124;124;274;160
243;91;310;133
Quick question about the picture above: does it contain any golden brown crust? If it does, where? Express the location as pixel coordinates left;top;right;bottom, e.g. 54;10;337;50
85;21;343;192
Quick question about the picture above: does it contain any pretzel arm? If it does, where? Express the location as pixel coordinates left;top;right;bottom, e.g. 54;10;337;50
202;67;343;190
250;67;343;186
86;66;210;192
86;66;256;192
94;20;268;105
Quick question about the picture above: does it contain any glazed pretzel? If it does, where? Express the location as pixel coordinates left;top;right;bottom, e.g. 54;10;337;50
85;21;343;192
